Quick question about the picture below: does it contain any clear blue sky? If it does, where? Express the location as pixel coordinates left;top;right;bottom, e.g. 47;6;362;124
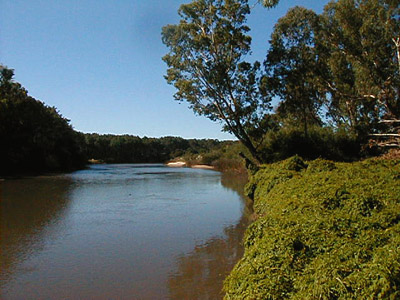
0;0;327;140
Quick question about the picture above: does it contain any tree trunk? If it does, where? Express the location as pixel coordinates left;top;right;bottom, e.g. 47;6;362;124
241;139;262;165
234;128;263;165
304;116;308;138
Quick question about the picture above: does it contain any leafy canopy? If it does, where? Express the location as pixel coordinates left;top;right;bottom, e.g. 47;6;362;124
162;0;273;163
320;0;400;131
266;6;326;136
0;66;86;174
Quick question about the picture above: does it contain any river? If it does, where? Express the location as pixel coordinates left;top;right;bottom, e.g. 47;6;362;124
0;164;250;299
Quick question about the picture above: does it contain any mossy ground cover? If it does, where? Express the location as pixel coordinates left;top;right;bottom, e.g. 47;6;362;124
224;157;400;299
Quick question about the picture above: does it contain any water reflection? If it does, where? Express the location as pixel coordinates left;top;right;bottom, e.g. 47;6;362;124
0;167;250;299
168;173;251;300
0;177;73;288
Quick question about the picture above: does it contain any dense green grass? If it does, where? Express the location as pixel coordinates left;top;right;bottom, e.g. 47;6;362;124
224;157;400;299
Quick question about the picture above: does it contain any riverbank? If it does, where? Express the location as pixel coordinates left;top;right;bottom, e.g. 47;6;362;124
224;156;400;299
166;161;217;170
166;158;247;174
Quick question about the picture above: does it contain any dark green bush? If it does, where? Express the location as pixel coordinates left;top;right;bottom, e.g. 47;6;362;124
259;126;361;163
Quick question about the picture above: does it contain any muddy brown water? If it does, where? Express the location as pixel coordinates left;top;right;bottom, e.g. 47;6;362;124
0;164;250;299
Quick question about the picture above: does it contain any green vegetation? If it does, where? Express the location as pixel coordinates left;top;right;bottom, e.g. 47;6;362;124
0;65;248;175
0;65;246;175
84;134;190;163
84;133;238;165
1;0;398;297
178;139;249;172
3;0;398;174
224;156;400;299
163;0;400;163
162;0;271;163
258;126;362;163
157;0;399;293
83;133;250;172
0;67;86;175
267;6;323;137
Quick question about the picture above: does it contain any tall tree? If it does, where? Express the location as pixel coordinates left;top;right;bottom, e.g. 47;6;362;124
320;0;400;132
162;0;272;163
266;6;326;136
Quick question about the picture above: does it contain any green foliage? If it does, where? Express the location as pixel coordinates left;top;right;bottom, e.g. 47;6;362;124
266;6;325;136
225;157;400;299
261;0;280;8
162;0;273;163
84;133;245;169
307;158;337;173
162;0;399;161
263;0;399;150
285;155;307;171
180;140;248;172
259;125;361;163
319;0;400;130
84;134;179;163
0;66;86;175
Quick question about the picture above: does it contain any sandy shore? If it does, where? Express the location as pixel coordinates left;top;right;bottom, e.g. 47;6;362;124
166;161;215;170
190;164;215;170
166;161;187;167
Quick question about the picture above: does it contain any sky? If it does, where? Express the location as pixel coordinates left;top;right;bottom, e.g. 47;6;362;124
0;0;327;140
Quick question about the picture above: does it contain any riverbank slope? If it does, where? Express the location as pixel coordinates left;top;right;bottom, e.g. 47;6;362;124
224;156;400;299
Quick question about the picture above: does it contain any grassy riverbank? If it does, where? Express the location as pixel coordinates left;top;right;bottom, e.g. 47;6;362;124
224;157;400;299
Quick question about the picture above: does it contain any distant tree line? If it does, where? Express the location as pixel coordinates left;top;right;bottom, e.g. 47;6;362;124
162;0;399;163
83;133;226;163
0;67;235;175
